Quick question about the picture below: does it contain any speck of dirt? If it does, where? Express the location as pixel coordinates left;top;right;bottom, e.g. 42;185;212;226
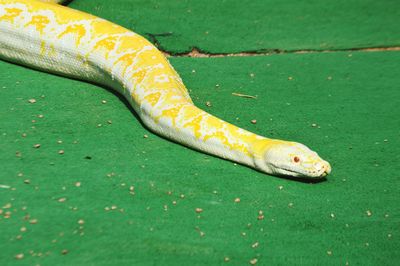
15;253;24;260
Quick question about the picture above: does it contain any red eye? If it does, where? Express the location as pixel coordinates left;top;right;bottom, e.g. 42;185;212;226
293;156;300;163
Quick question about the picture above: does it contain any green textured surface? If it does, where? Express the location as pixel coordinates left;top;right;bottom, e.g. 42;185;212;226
1;51;399;265
1;0;400;265
68;0;400;54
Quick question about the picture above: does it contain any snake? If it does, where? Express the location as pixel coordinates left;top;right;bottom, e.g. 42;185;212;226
0;0;331;179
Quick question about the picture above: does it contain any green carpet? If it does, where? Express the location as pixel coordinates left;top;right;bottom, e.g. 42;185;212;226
69;0;400;53
1;0;399;265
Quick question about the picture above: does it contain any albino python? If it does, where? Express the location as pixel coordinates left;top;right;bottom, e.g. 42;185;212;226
0;0;331;179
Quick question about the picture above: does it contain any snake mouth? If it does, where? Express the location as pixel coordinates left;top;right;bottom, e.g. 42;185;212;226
277;167;303;177
277;165;329;179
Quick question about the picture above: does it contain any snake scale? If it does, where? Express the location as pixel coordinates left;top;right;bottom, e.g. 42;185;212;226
0;0;331;179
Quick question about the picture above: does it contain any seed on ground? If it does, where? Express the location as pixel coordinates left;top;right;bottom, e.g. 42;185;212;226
252;242;259;248
58;197;67;203
251;119;257;124
224;257;230;262
20;227;27;232
58;150;64;155
15;253;24;260
75;182;81;187
143;134;148;138
327;250;332;256
205;101;212;107
61;249;68;255
234;198;241;203
195;208;203;213
366;210;372;217
29;219;38;224
77;219;85;225
101;100;107;104
28;99;36;103
250;258;258;265
23;179;30;184
33;144;41;148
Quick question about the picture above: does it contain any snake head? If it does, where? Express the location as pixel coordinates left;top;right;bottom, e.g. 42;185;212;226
255;140;331;179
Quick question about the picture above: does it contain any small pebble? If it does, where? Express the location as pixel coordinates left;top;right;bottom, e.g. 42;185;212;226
250;258;258;265
15;253;24;260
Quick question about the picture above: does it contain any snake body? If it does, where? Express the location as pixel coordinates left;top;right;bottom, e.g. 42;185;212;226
0;0;331;179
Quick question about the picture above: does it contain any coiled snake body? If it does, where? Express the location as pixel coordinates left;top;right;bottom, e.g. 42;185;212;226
0;0;331;179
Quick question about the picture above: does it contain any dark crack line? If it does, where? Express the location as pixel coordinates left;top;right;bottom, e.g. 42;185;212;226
160;46;400;58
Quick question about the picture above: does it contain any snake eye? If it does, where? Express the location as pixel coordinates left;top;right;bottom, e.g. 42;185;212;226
293;156;300;163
